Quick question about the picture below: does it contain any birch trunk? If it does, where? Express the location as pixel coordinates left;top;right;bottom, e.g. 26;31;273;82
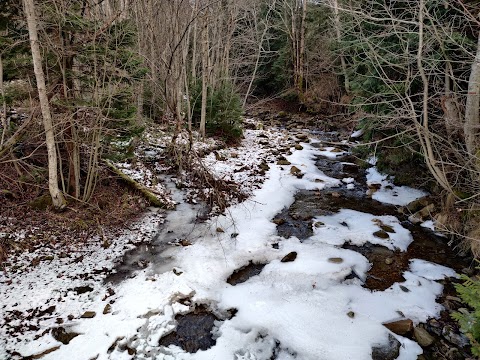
23;0;66;209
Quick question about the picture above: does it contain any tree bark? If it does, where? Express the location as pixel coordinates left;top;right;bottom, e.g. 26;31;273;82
0;54;6;148
200;14;209;139
331;0;349;92
23;0;66;209
464;31;480;156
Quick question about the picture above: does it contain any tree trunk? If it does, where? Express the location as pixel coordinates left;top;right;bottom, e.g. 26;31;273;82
23;0;66;209
0;53;6;148
200;15;209;139
298;0;306;94
464;31;480;156
331;0;349;92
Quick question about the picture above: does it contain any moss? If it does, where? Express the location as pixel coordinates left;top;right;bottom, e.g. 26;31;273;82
29;194;52;210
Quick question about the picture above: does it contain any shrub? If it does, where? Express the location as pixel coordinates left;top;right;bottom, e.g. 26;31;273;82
452;271;480;356
191;80;243;143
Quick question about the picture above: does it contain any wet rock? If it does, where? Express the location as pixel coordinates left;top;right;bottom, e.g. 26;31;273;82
51;327;80;344
342;163;359;173
281;252;297;263
371;334;401;360
227;262;266;285
383;319;413;335
272;218;286;225
373;230;390;239
380;225;395;233
328;257;344;264
414;326;435;347
442;325;470;348
159;306;220;353
74;285;93;295
81;311;96;318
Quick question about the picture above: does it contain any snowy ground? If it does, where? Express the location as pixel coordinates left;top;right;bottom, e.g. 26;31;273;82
0;127;456;360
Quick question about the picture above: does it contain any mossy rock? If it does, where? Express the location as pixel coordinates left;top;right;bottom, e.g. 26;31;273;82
29;194;53;210
373;230;390;239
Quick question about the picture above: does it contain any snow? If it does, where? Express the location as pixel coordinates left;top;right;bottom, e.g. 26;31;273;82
409;259;458;280
0;129;456;360
351;129;364;138
366;167;428;206
311;209;413;251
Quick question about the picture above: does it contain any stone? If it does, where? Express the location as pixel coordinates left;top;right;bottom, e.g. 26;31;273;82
347;311;355;318
290;166;303;178
277;160;291;166
371;334;401;360
259;162;270;171
281;252;297;263
81;311;96;319
442;325;470;347
385;258;394;265
103;304;112;314
294;144;303;150
272;218;286;225
331;192;341;198
51;327;80;345
380;224;395;233
373;230;390;239
409;204;435;224
328;257;344;264
414;327;435;347
314;221;325;228
383;319;414;335
216;227;224;233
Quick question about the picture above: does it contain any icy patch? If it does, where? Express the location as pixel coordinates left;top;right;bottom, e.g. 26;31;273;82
366;167;428;206
409;259;458;280
311;209;413;251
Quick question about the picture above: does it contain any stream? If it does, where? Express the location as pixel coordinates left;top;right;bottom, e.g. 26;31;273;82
104;128;473;360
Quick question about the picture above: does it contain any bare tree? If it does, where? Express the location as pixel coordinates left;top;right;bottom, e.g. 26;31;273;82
23;0;66;209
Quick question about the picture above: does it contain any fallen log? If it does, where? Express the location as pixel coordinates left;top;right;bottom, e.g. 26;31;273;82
104;159;167;208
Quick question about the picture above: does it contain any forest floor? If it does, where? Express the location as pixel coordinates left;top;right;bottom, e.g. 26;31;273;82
0;108;476;360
